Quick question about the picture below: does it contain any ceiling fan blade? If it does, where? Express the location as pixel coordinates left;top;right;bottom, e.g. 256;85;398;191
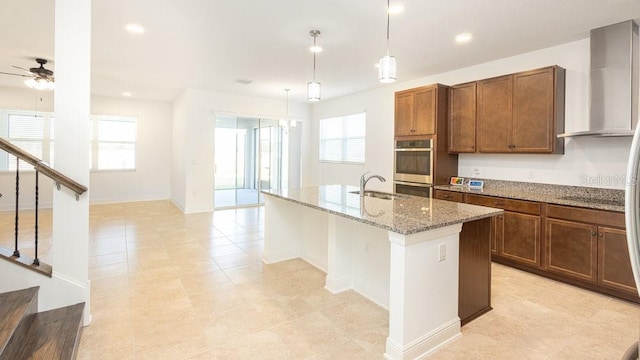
0;71;31;78
12;65;34;74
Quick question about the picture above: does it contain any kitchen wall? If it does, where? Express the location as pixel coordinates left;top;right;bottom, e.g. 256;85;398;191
308;38;634;190
0;86;173;209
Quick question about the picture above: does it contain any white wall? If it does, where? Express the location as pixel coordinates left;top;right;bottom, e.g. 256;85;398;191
0;86;173;210
90;96;172;203
171;88;310;213
308;38;635;190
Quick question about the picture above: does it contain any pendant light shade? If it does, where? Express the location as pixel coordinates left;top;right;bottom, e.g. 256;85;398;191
308;30;321;102
379;0;397;83
378;55;397;83
307;81;321;102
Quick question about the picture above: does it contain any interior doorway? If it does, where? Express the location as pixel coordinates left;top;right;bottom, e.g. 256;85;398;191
214;114;297;209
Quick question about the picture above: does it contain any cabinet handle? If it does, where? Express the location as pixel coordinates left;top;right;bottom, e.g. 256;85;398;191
592;231;597;236
443;195;450;198
494;201;505;206
598;233;603;237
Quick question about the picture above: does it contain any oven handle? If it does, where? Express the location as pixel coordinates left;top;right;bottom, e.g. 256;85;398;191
394;148;432;152
394;180;432;188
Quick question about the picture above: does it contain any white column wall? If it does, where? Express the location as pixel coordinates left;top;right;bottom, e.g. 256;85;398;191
52;0;91;322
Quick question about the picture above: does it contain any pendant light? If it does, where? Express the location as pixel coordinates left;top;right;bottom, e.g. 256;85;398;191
307;30;321;102
378;0;397;83
284;88;297;127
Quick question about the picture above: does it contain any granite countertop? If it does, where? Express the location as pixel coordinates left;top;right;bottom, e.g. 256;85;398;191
433;179;625;212
262;185;503;235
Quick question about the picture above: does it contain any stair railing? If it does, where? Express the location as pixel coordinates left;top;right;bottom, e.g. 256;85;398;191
0;138;87;273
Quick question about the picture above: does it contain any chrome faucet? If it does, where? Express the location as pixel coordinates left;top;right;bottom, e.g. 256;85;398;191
360;172;386;196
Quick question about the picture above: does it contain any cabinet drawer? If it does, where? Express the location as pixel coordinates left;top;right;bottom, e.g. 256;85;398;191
546;204;624;228
434;190;464;203
466;194;540;215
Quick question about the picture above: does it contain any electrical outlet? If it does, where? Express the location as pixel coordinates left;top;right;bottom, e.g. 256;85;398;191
438;243;446;262
474;168;480;176
365;242;371;255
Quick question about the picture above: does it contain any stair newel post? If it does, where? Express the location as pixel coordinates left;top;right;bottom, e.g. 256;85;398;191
33;170;39;266
13;157;19;258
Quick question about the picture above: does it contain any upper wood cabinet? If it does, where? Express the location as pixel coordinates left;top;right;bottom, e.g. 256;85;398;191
451;65;565;154
395;84;447;139
448;82;477;153
477;75;513;153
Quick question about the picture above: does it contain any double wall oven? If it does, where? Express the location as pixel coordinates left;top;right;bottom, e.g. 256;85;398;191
394;139;433;197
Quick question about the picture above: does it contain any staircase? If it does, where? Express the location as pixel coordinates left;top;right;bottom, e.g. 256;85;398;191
0;287;84;360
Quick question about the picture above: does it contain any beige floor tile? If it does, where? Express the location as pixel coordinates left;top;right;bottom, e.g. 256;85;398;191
6;200;630;360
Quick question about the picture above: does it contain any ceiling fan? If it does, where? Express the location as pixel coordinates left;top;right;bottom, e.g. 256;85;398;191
0;58;55;90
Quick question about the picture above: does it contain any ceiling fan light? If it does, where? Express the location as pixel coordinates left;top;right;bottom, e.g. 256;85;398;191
24;77;54;91
378;55;397;83
307;81;321;102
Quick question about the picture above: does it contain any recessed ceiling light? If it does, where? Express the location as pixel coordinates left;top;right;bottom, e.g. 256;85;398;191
388;3;405;14
125;23;145;34
455;33;473;43
122;92;132;97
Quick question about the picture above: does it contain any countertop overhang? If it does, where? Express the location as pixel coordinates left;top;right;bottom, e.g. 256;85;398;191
262;185;503;235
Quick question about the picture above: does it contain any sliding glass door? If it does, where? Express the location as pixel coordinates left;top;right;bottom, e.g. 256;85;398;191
214;115;294;209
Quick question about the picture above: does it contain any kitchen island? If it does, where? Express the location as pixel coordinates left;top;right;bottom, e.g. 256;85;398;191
261;185;502;360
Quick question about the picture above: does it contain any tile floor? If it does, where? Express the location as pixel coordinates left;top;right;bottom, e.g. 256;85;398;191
3;200;640;359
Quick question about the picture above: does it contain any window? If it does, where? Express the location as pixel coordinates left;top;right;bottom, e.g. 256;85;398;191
0;111;54;170
319;112;365;163
90;116;136;170
0;110;136;171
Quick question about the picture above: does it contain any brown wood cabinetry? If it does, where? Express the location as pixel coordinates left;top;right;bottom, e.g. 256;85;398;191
448;82;477;153
598;227;637;293
433;189;463;202
458;218;492;325
451;65;565;154
465;194;542;267
395;84;446;139
545;204;637;301
546;218;597;282
477;75;512;153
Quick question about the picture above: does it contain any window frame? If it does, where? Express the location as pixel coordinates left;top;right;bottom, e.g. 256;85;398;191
90;115;138;172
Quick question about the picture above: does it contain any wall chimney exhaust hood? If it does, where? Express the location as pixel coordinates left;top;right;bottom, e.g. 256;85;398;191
558;20;638;138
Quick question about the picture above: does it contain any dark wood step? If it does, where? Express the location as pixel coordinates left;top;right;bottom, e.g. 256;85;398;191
0;303;84;360
0;287;38;354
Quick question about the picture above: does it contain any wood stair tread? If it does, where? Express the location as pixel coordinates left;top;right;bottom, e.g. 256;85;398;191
0;302;84;360
0;287;38;354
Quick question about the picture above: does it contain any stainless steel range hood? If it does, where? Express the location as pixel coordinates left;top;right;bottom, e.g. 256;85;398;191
558;20;639;138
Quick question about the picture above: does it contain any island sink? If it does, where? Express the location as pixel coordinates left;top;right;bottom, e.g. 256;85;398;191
349;190;410;200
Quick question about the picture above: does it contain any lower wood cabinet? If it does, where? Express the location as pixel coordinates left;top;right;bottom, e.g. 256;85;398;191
545;204;637;301
546;218;597;282
598;227;637;293
465;194;541;268
433;190;638;303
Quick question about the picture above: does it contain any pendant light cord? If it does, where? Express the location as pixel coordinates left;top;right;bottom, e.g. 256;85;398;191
386;0;390;56
312;35;317;82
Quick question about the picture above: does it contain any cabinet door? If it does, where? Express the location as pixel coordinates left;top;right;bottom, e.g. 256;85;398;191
598;227;637;293
546;219;597;282
395;92;414;137
512;67;555;152
501;211;540;267
413;87;436;135
477;75;512;152
448;82;477;153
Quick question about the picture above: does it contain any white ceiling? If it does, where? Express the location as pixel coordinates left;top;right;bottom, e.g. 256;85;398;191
1;0;639;103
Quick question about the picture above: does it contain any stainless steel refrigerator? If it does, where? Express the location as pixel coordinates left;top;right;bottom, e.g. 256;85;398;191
624;124;640;360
